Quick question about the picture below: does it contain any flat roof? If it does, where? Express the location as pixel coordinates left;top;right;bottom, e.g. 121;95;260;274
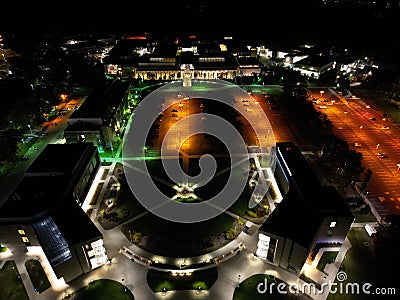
25;143;96;175
153;44;178;56
103;56;138;66
64;123;103;132
107;38;151;56
236;56;262;67
69;78;130;122
194;54;239;70
261;188;324;248
0;175;66;221
260;142;353;248
0;143;98;223
196;42;222;55
51;195;102;244
32;195;102;266
294;55;335;68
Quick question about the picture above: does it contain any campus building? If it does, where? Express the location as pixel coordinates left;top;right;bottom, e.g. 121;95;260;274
103;35;262;81
0;143;108;283
292;55;336;79
63;78;132;152
255;142;354;275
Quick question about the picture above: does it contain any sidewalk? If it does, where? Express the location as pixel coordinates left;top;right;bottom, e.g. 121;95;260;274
3;144;356;300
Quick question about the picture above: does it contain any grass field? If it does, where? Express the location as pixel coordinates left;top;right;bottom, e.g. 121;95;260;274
0;260;29;300
74;279;134;300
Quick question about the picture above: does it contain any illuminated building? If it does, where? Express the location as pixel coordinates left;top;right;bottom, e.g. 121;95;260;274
63;78;131;152
103;36;262;81
0;143;107;283
256;142;354;275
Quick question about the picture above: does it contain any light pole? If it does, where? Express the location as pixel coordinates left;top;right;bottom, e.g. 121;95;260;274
357;125;363;138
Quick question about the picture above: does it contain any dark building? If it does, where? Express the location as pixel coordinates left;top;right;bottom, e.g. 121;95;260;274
0;143;108;283
256;142;354;275
64;78;132;152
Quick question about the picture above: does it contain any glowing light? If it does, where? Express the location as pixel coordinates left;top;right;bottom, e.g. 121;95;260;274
172;184;197;200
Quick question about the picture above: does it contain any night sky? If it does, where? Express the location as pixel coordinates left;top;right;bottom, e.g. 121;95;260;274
2;0;399;60
2;1;397;34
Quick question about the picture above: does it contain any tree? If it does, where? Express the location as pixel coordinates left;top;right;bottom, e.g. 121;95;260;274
372;214;400;271
0;129;23;167
361;168;373;190
319;134;364;188
337;75;350;91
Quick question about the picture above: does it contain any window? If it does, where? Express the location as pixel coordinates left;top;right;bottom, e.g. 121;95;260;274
328;219;337;236
199;57;225;62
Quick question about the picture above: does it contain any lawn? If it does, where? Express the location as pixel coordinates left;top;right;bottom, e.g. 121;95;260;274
316;251;338;273
227;187;254;217
97;170;147;230
0;260;29;300
74;279;134;300
233;274;312;300
124;211;236;257
351;209;378;223
326;228;390;300
25;259;51;293
144;159;178;198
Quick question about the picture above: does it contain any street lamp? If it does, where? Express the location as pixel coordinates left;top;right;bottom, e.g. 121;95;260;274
357;125;363;138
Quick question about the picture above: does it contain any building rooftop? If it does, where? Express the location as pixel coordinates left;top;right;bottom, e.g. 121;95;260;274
194;53;239;70
236;56;262;67
51;195;102;245
107;38;152;57
0;175;67;221
25;143;95;175
64;123;104;132
153;44;178;56
261;188;324;249
260;142;353;248
294;54;335;68
69;78;130;124
0;143;98;223
31;194;102;268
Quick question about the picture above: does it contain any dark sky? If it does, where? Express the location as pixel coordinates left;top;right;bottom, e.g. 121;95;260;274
2;0;399;57
3;1;311;35
3;1;395;36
